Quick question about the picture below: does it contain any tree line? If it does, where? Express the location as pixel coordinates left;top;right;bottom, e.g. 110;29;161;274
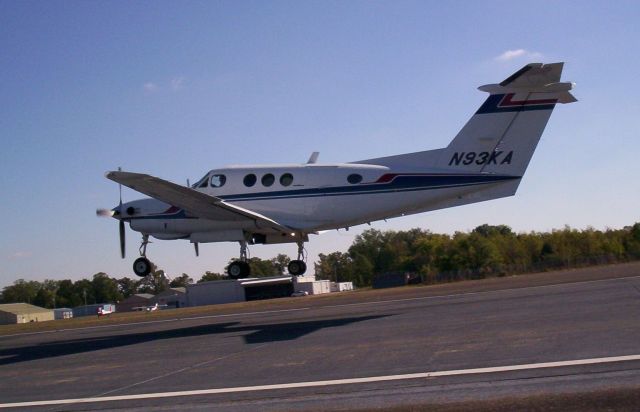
314;223;640;286
0;255;292;308
2;223;639;307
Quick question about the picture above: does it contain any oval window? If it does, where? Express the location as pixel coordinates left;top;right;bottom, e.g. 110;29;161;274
280;173;293;186
210;174;226;188
347;173;363;184
243;174;257;187
261;173;275;187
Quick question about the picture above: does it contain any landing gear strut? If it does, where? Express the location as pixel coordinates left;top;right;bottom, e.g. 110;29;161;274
227;240;251;279
133;234;153;277
288;241;307;276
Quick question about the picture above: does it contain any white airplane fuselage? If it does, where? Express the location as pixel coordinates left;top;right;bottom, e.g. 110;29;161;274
124;163;519;244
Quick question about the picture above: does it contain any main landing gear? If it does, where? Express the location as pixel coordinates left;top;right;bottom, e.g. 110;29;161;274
130;234;308;280
133;234;153;277
225;239;308;279
226;240;251;280
287;241;307;276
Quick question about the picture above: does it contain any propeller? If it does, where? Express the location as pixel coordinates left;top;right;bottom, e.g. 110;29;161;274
117;166;125;259
119;219;126;259
96;167;125;259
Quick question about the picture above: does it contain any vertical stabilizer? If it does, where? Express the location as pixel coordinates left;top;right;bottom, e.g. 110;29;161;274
443;62;576;175
356;63;576;177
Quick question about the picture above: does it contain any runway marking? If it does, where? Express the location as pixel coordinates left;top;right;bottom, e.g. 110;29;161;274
2;354;640;408
1;274;638;339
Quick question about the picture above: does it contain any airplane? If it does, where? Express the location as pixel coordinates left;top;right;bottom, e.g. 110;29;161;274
97;306;114;316
131;303;165;312
97;62;576;279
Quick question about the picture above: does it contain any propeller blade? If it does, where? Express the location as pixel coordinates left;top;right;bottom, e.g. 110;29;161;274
96;208;114;217
194;242;199;257
119;219;126;259
118;166;123;208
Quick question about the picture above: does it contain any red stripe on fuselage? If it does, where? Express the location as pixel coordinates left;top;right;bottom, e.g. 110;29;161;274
375;174;397;183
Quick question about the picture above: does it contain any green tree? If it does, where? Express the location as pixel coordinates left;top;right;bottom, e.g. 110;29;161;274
271;254;291;275
198;271;226;282
92;273;123;303
73;279;95;306
1;279;41;304
169;273;193;288
117;277;138;298
137;264;169;294
315;252;354;282
55;279;76;308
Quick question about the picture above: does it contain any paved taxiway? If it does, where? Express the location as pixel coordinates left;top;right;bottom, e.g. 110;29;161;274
1;264;640;411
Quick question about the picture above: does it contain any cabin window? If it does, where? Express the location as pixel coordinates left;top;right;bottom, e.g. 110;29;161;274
280;173;293;186
347;173;363;184
210;174;226;188
261;173;275;187
243;174;257;187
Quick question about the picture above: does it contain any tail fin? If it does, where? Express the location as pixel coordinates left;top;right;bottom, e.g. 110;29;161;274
444;62;576;175
355;62;576;176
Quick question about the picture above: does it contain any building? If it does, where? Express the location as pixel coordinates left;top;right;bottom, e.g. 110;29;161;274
117;294;155;312
53;308;73;320
152;288;186;308
73;304;116;317
0;303;54;324
331;282;354;292
187;276;293;306
294;277;331;295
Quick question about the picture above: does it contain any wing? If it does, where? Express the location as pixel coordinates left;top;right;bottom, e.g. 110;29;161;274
106;171;292;233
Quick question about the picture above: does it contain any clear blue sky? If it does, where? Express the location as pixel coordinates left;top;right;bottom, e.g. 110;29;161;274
1;1;638;286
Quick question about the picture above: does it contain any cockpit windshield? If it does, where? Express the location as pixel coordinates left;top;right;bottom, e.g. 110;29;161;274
192;173;209;189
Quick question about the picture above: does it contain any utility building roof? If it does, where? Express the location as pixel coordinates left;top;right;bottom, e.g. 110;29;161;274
0;303;51;315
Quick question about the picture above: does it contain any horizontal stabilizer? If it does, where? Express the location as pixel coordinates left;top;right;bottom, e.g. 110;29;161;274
478;63;577;103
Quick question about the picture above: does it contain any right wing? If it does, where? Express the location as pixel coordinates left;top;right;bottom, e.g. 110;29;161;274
106;171;292;233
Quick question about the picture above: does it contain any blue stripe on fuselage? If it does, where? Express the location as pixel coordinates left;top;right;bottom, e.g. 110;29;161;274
221;174;518;201
129;174;520;220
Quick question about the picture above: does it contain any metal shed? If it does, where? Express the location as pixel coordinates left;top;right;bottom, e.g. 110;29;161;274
186;276;294;307
53;308;73;320
152;287;186;308
0;303;54;324
117;294;155;312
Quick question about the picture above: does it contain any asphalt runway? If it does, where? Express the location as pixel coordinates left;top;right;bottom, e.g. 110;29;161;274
1;268;640;411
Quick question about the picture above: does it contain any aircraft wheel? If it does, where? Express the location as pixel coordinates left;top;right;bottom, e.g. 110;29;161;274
133;257;152;277
228;261;251;279
288;260;307;276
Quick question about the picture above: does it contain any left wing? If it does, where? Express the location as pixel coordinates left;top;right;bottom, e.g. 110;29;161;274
106;171;292;233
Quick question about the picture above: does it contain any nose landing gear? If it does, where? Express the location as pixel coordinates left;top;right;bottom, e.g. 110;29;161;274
132;234;153;277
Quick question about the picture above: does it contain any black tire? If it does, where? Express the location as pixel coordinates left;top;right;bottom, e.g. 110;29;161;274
228;261;251;279
133;257;152;277
239;261;251;278
288;260;307;276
